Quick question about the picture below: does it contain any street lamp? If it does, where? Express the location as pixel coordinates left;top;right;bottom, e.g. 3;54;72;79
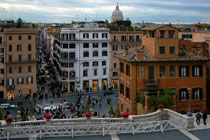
186;88;192;117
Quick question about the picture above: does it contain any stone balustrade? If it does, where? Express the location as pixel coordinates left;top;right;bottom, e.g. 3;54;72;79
0;109;194;129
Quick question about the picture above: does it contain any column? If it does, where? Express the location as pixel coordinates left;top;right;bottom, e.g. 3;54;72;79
144;92;149;113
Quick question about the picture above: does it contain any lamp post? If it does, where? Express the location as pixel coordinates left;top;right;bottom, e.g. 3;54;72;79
186;88;192;117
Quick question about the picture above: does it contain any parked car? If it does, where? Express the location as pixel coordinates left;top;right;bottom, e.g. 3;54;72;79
0;103;10;109
43;105;59;111
0;103;16;109
9;104;16;108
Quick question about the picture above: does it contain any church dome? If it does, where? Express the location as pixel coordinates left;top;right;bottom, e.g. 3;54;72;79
111;3;123;22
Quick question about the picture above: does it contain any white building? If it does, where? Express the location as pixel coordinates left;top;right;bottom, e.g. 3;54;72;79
51;28;110;93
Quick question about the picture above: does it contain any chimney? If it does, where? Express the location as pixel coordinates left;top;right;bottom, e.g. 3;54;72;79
136;50;144;58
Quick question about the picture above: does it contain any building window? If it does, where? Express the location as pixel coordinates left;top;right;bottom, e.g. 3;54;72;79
179;88;189;100
18;35;22;40
9;55;12;62
168;31;175;38
93;51;98;57
69;63;74;68
28;54;31;61
94;69;97;76
28;44;32;51
70;71;75;78
102;43;107;48
160;31;165;38
18;66;22;73
112;45;118;51
192;66;202;77
7;78;14;86
192;88;202;100
93;61;98;66
93;33;98;38
120;83;124;95
83;43;89;48
102;51;108;56
113;72;118;76
26;77;33;84
18;55;22;62
83;62;89;67
63;44;68;49
159;46;165;54
102;33;108;38
103;69;106;75
9;67;12;74
126;87;130;99
17;78;24;84
83;33;89;39
126;64;130;76
121;45;126;50
139;66;145;79
17;45;22;51
83;52;89;57
114;63;117;68
8;36;12;40
28;35;31;40
159;65;165;77
9;45;12;52
83;70;88;77
179;66;189;77
69;52;75;60
170;46;175;54
69;44;75;49
170;65;176;77
28;66;31;72
0;69;4;74
102;61;106;66
0;37;2;44
120;62;124;73
93;42;98;48
121;36;126;42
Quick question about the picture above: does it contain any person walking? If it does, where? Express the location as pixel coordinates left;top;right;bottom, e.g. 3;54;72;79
196;111;202;125
202;110;208;126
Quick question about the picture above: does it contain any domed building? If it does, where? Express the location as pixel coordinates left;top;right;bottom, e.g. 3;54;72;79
111;3;124;23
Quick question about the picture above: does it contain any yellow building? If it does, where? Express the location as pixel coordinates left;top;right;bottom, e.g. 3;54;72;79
0;27;37;99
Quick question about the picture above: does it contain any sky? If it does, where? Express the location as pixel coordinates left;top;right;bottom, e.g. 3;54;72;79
0;0;210;23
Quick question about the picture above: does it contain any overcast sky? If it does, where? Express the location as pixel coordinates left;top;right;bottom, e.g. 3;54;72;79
0;0;210;23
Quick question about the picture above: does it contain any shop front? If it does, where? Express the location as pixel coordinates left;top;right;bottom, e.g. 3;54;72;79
92;80;98;91
83;81;89;92
102;79;108;90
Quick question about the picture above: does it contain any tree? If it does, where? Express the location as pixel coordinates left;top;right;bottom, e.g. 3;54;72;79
16;18;23;28
115;104;121;118
29;101;35;116
0;108;4;120
83;98;89;113
109;101;113;117
22;108;28;121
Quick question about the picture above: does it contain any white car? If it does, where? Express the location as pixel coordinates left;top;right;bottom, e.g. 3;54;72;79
0;103;16;109
43;105;59;111
0;104;10;109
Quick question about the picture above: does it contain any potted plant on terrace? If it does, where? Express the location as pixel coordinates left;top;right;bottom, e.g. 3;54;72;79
158;104;165;111
85;112;92;119
121;113;131;119
6;117;12;125
44;114;52;121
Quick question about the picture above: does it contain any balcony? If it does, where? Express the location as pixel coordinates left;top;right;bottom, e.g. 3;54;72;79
7;85;15;90
60;58;78;62
143;79;160;86
112;39;118;42
7;59;37;64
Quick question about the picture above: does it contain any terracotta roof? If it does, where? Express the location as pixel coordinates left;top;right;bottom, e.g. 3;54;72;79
142;24;167;31
114;47;209;63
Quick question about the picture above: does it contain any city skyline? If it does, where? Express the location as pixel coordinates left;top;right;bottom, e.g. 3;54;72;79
0;0;210;23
